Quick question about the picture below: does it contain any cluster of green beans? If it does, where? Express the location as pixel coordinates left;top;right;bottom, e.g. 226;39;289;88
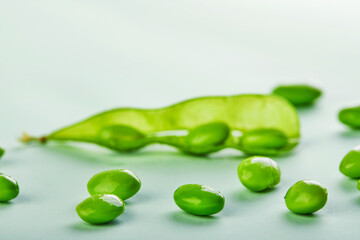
76;156;328;224
76;169;141;224
174;156;327;217
0;149;20;203
2;83;359;224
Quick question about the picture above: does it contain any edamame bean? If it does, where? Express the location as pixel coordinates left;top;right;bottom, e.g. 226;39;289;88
237;156;280;192
185;122;229;155
338;106;360;129
240;129;288;155
339;146;360;178
0;147;4;158
272;84;322;106
21;94;300;156
76;194;125;224
173;184;225;216
0;174;19;202
284;180;328;215
98;125;146;152
87;169;141;200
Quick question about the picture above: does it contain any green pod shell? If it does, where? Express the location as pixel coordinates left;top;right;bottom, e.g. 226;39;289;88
0;174;19;202
173;184;225;216
76;194;125;224
339;146;360;178
184;122;230;155
24;94;300;156
338;106;360;129
240;129;288;155
88;169;141;200
272;84;322;106
284;180;328;215
237;156;281;192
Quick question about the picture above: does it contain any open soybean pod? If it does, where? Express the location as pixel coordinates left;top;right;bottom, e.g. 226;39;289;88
21;94;300;156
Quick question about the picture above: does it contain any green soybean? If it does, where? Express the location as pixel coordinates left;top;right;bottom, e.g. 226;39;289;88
0;147;4;158
184;122;230;155
284;180;328;215
338;106;360;129
21;94;300;156
272;84;322;106
237;156;281;192
339;146;360;178
240;129;288;155
87;169;141;200
173;184;225;216
76;194;125;224
0;174;19;202
97;125;146;152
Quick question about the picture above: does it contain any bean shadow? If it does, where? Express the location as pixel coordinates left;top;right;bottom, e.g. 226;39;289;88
339;178;358;193
283;211;319;225
0;202;12;209
170;211;218;226
70;219;121;231
354;196;360;205
124;192;153;206
338;129;360;139
70;208;134;232
295;103;318;115
232;188;277;202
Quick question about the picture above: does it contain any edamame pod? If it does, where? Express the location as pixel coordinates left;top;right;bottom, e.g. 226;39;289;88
76;194;125;224
21;94;300;156
272;84;322;106
339;146;360;178
284;180;328;215
173;184;225;216
338;106;360;129
0;174;19;202
87;169;141;200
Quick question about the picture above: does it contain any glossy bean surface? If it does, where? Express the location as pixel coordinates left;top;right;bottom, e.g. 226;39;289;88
76;194;125;225
88;169;141;200
339;146;360;178
284;180;328;215
237;156;281;192
272;84;322;106
338;106;360;129
173;184;225;216
0;174;19;202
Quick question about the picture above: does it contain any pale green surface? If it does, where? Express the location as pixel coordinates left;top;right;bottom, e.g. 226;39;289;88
1;0;360;239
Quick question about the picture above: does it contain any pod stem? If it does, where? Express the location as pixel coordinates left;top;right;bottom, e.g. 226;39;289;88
20;132;48;144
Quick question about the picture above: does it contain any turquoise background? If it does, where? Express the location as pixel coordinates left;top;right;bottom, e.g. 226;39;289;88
1;0;360;239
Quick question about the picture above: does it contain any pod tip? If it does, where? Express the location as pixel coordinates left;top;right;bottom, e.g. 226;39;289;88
19;132;47;143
